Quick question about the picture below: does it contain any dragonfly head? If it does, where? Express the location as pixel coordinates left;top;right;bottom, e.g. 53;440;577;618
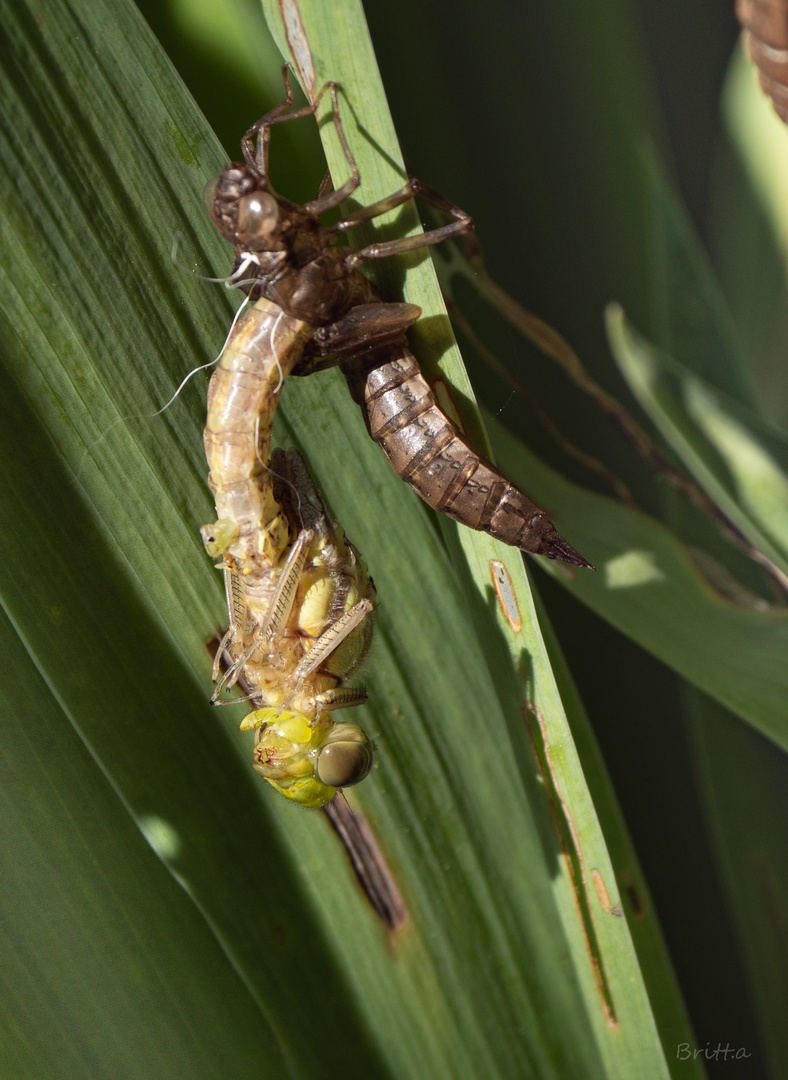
207;164;284;250
248;709;374;809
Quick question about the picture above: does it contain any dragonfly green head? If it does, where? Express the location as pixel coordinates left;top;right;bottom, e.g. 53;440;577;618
246;709;373;809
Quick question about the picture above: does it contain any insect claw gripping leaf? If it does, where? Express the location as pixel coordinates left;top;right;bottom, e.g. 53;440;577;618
207;69;591;567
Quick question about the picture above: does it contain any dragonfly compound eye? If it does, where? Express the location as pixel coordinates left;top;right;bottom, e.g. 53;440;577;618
316;724;374;788
236;191;280;248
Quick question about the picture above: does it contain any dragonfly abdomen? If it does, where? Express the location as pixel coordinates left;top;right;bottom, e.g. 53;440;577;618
202;298;313;599
737;0;788;122
343;342;593;566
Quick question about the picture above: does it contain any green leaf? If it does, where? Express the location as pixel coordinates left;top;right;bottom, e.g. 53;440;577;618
608;307;788;572
487;412;788;751
0;601;288;1080
687;689;788;1079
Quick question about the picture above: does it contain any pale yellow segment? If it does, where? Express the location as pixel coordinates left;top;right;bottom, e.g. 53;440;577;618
203;297;313;616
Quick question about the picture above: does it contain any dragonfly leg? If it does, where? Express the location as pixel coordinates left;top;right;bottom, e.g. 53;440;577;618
303;85;360;214
242;66;360;209
281;598;374;714
316;687;370;711
211;636;259;704
211;528;313;704
212;625;235;684
331;177;473;265
242;65;305;178
257;528;313;652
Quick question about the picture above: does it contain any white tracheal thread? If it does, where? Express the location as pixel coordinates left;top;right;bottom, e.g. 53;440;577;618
228;250;260;286
252;416;305;528
270;309;287;394
151;295;252;418
76;297;252;480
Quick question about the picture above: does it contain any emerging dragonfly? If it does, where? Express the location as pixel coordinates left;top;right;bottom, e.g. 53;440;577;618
203;318;377;807
206;69;592;568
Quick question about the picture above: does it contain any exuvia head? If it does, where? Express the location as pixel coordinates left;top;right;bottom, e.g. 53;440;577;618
206;164;282;251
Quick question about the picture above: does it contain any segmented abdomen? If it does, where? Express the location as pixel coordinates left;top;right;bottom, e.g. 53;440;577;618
737;0;788;121
202;297;313;619
342;341;592;566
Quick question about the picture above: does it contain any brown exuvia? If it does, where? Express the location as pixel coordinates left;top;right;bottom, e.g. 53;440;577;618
207;70;593;568
736;0;788;122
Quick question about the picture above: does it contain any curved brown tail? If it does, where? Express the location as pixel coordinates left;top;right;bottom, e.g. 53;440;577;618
737;0;788;121
341;342;593;568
